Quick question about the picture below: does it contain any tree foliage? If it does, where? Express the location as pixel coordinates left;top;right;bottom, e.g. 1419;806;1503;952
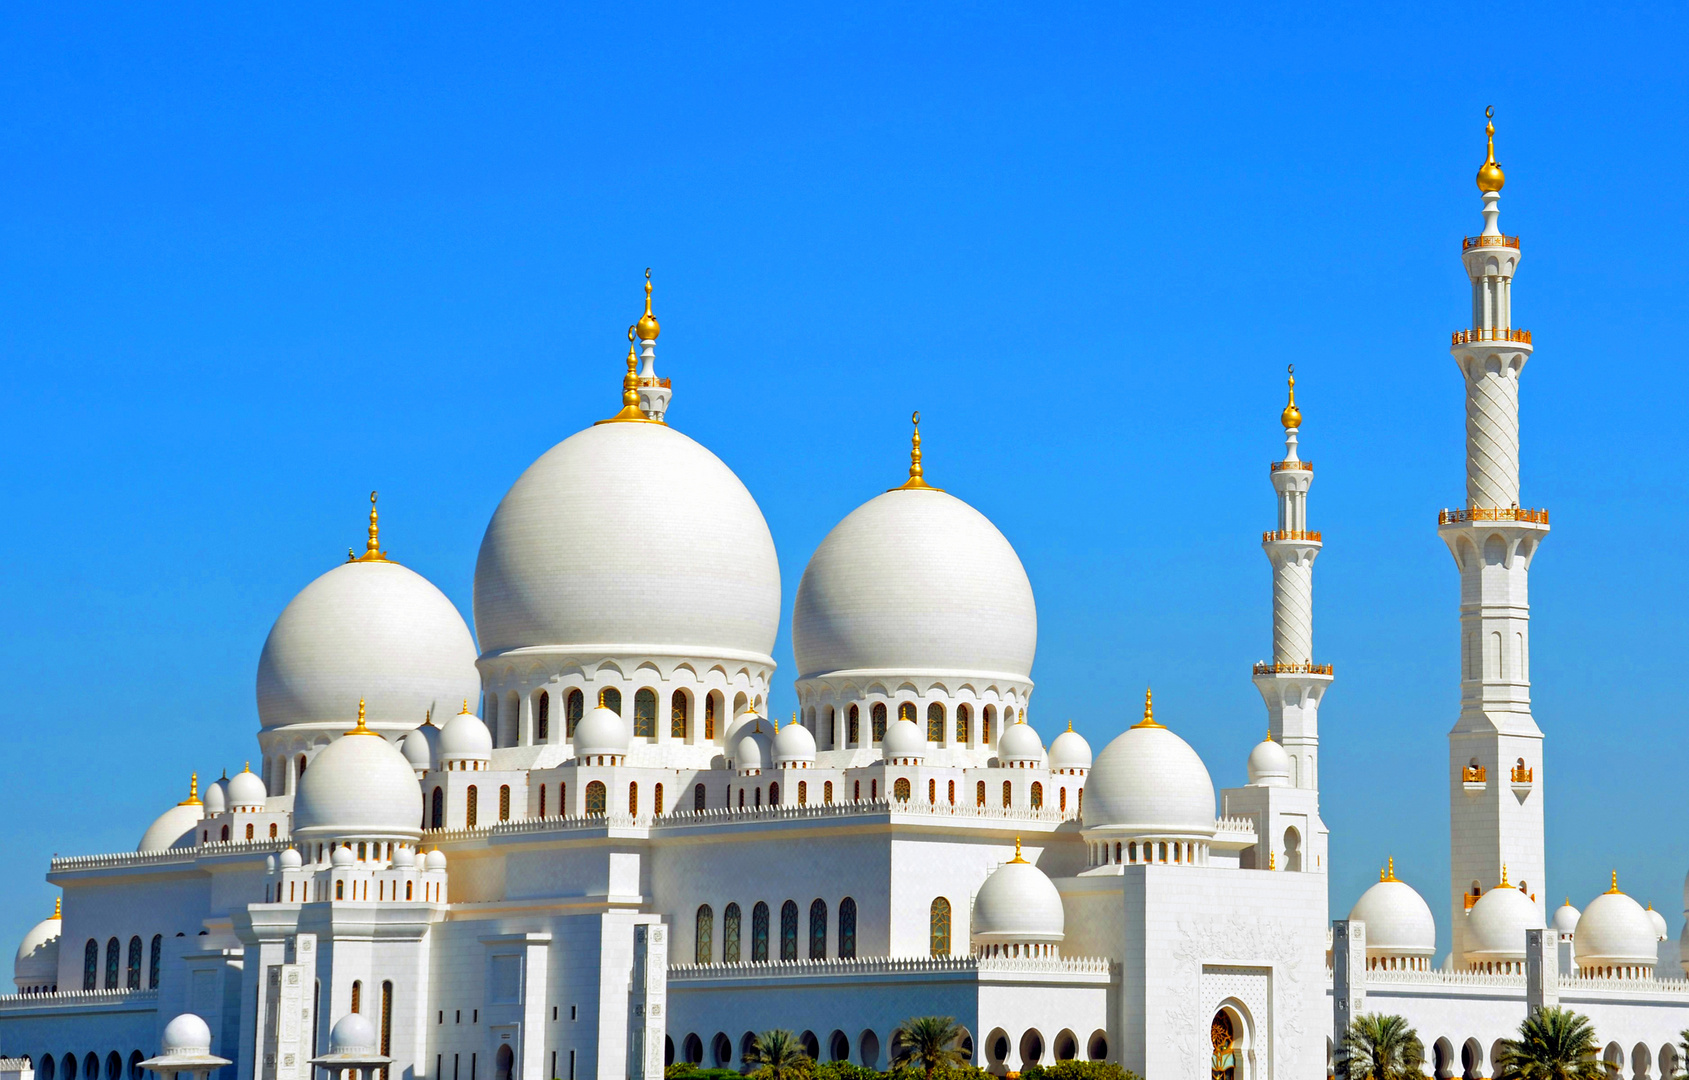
1492;1008;1603;1080
1342;1013;1425;1080
744;1031;813;1080
890;1017;973;1080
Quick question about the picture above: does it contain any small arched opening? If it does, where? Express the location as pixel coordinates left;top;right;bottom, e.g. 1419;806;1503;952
1053;1030;1077;1061
986;1029;1010;1071
494;1044;514;1080
1018;1030;1045;1071
828;1031;849;1063
682;1035;703;1065
1283;826;1302;872
711;1033;732;1069
799;1032;820;1060
858;1030;881;1070
1461;1038;1484;1080
1087;1031;1108;1062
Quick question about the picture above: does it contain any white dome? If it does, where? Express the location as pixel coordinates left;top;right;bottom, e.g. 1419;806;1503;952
573;704;630;760
401;724;438;771
438;709;493;764
139;799;204;853
473;423;780;662
1083;716;1216;839
1348;877;1436;958
292;729;423;842
203;777;228;815
731;719;773;772
329;1013;378;1055
161;1013;213;1055
972;850;1065;945
13;905;60;989
771;721;816;766
882;718;927;762
392;845;415;868
1048;726;1092;772
257;559;480;732
1574;891;1659;969
425;848;448;871
280;847;303;870
1246;737;1292;787
227;766;267;809
1650;906;1670;942
792;486;1036;681
1465;884;1543;963
331;845;355;868
1552;901;1581;935
997;719;1045;765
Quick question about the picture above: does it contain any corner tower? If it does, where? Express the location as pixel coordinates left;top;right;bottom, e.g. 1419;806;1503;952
1440;110;1550;962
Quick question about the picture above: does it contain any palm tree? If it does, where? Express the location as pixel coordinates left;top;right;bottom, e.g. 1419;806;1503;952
1492;1007;1603;1080
890;1016;972;1079
1342;1013;1425;1080
743;1030;809;1080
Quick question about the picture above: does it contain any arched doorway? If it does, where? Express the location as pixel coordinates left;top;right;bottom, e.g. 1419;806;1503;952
495;1044;514;1080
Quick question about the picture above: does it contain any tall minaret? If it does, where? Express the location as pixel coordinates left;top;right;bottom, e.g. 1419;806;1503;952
1252;366;1334;792
1440;109;1550;963
634;268;673;422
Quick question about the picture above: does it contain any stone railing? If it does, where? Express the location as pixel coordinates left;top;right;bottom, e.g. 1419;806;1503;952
1359;967;1689;997
668;955;1113;980
1452;327;1532;345
1438;506;1550;526
1270;461;1313;472
0;988;158;1010
1559;974;1689;996
1262;530;1321;543
1463;234;1520;251
50;838;289;874
1252;661;1334;676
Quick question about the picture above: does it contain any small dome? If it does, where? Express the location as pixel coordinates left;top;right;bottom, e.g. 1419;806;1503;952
1465;884;1543;963
425;848;448;871
292;729;423;843
1348;877;1435;958
573;703;630;760
882;719;927;762
997;718;1044;765
1649;906;1670;942
771;720;816;767
439;707;493;764
227;766;267;809
1083;703;1216;839
731;718;773;772
329;1013;378;1055
1552;900;1581;935
280;848;303;870
972;846;1065;945
161;1013;213;1056
331;845;355;868
13;903;61;990
139;800;204;853
1047;725;1092;772
1575;890;1659;969
392;845;415;868
203;777;228;816
401;725;438;771
1246;736;1292;787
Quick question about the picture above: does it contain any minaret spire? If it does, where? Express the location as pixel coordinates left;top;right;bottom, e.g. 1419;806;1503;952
634;268;673;423
1442;107;1548;965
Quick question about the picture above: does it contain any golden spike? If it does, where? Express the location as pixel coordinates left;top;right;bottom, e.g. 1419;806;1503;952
597;688;608;708
1477;105;1505;193
1010;837;1027;864
1280;365;1301;430
1067;720;1073;732
1269;851;1276;871
1384;856;1396;882
1132;687;1164;729
636;268;660;341
1500;864;1510;888
353;491;389;562
1608;870;1620;894
598;329;651;424
52;896;61;919
179;772;202;807
345;698;377;736
892;410;943;491
461;699;471;715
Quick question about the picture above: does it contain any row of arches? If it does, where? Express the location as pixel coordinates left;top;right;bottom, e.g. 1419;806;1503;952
811;702;1018;751
80;935;161;992
1425;1036;1681;1080
1089;839;1211;868
669;1025;1107;1070
694;898;859;964
486;683;766;749
203;821;279;843
31;1050;144;1080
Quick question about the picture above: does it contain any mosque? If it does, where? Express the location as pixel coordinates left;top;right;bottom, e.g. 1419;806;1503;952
1;116;1686;1080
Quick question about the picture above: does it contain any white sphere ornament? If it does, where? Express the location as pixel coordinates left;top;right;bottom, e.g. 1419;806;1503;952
329;1012;379;1055
732;717;773;772
1047;724;1092;772
439;704;493;764
1464;876;1543;964
227;765;267;809
1246;735;1292;787
280;847;303;870
138;775;207;853
425;848;448;871
161;1013;214;1055
997;717;1045;765
771;717;816;767
202;777;228;815
573;700;630;760
1574;879;1660;971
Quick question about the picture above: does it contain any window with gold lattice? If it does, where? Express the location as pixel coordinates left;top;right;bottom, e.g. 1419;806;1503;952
871;703;887;743
1210;1012;1236;1080
634;689;658;737
585;781;606;815
1030;782;1043;809
929;897;951;956
705;692;717;739
898;702;916;725
926;702;944;742
565;689;583;735
466;786;478;827
671;692;688;738
536;691;550;741
956;703;970;743
847;704;859;744
893;777;911;801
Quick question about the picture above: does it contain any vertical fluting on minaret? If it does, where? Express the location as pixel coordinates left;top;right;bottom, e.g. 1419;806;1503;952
1442;109;1550;964
1253;366;1332;792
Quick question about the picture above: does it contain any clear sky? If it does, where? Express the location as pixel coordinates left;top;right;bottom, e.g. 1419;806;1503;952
1;4;1684;964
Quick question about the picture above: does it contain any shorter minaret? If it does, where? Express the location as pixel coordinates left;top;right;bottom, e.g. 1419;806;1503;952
634;268;672;422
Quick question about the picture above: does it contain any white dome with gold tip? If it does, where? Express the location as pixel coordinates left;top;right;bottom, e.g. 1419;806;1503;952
292;705;424;843
1464;877;1543;966
138;776;207;852
1348;861;1435;962
1082;692;1216;840
12;899;61;991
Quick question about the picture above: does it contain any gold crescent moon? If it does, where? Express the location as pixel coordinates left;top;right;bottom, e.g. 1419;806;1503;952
911;410;920;426
628;325;636;342
1485;105;1494;119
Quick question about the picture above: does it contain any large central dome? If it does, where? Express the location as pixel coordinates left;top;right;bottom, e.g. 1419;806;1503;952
474;422;780;662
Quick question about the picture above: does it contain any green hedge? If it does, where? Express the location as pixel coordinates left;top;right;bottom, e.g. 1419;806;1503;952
666;1060;1140;1080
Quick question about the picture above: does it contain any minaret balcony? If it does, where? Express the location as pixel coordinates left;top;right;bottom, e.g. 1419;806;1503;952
1252;661;1333;676
1438;507;1549;526
1269;460;1312;473
1262;529;1320;542
1462;234;1520;251
637;376;672;388
1461;765;1487;792
1451;328;1532;345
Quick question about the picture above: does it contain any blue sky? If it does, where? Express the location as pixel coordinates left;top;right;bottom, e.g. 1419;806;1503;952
0;4;1684;962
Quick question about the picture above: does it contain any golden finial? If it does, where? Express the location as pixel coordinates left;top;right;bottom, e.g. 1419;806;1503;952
1265;729;1274;742
636;268;660;341
1268;851;1276;871
461;700;471;715
352;491;390;562
1280;365;1301;430
1477;106;1505;194
1010;837;1027;864
1500;864;1510;888
345;698;377;736
598;329;651;424
1608;870;1620;894
179;772;202;806
1382;856;1397;883
1067;720;1073;732
52;897;60;919
1132;687;1164;729
243;761;251;774
893;411;943;491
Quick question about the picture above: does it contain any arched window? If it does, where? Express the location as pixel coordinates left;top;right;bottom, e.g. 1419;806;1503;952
1004;706;1016;725
840;897;857;958
602;687;623;716
780;900;799;961
536;691;550;742
405;881;413;900
380;981;393;1079
586;781;607;815
798;781;807;806
126;935;142;989
897;702;916;726
220;825;230;842
926;702;944;742
1284;826;1302;872
431;787;444;829
246;823;255;840
149;934;162;989
351;980;362;1013
1002;781;1012;808
336;881;345;900
1060;788;1067;812
269;823;278;838
871;703;887;743
672;692;689;739
695;784;706;812
565;689;584;736
976;781;986;807
824;781;833;804
705;692;719;740
809;899;827;959
1030;782;1043;809
957;703;971;744
629;783;639;817
752;902;770;962
634;689;658;738
499;785;511;821
723;903;742;963
928;779;936;803
948;780;955;805
105;936;119;988
769;782;779;805
853;780;861;801
983;704;995;747
128;1051;143;1080
83;939;97;990
894;778;911;802
695;905;714;964
847;705;860;744
930;897;951;956
540;785;548;817
655;782;665;815
466;786;479;827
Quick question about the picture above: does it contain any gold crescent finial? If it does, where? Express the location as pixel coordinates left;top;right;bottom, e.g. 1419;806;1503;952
598;330;651;424
636;268;660;341
52;896;60;919
1133;687;1164;729
352;491;390;562
1477;107;1505;193
893;410;942;491
1280;364;1302;429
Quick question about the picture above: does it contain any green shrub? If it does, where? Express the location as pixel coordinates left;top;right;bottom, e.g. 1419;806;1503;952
815;1062;881;1080
1021;1062;1140;1080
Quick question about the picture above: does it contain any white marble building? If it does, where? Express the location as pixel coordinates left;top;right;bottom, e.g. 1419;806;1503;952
0;116;1683;1080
